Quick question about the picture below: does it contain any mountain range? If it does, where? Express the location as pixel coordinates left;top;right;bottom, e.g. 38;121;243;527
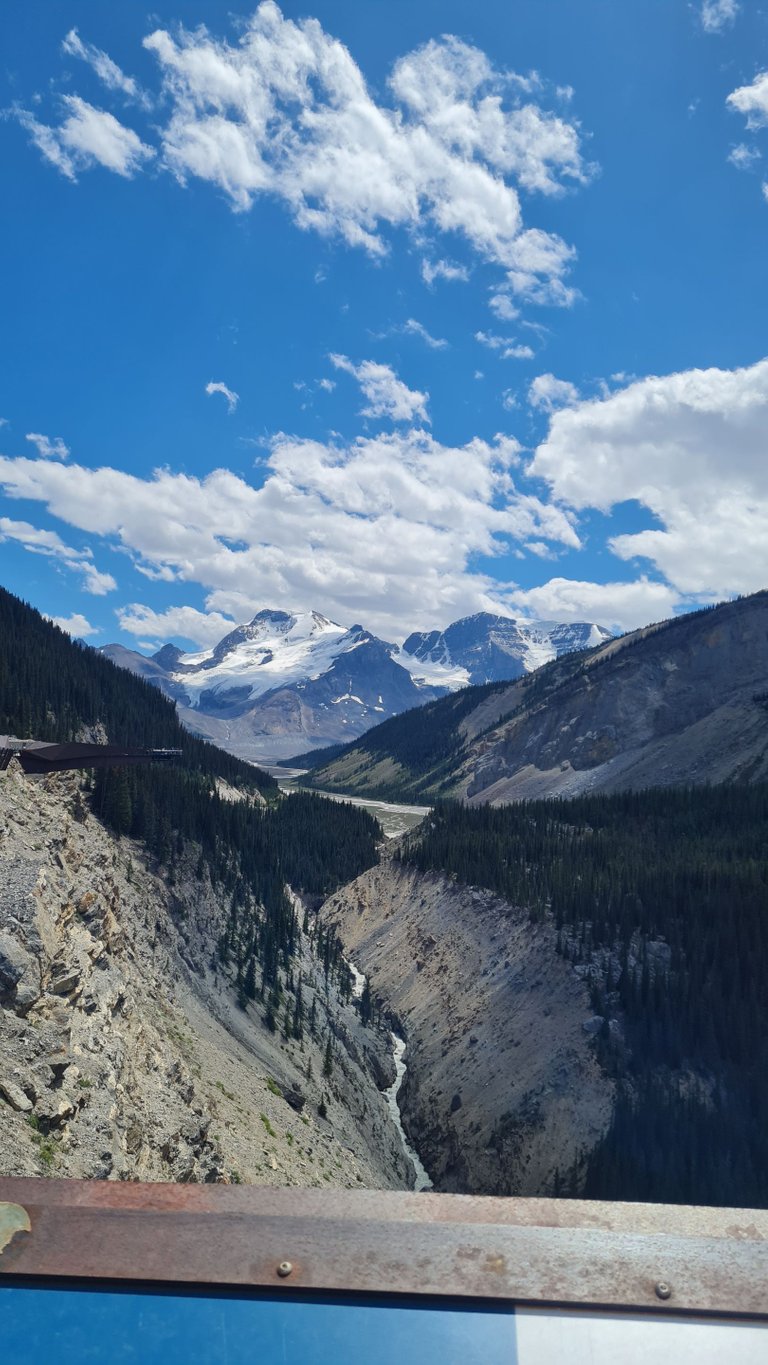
301;589;768;801
101;609;611;763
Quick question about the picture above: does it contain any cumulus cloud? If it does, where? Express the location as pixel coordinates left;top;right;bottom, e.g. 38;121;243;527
0;516;116;595
728;71;768;130
420;258;470;286
0;428;581;638
16;6;591;308
476;331;534;360
138;4;589;303
529;358;768;601
62;28;151;107
700;0;739;32
116;603;237;649
528;373;580;411
330;355;430;423
26;432;69;460
508;576;681;633
14;96;154;180
47;612;99;638
205;380;239;412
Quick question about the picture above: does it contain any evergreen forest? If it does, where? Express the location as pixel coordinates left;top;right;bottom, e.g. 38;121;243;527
0;587;381;1007
402;788;768;1207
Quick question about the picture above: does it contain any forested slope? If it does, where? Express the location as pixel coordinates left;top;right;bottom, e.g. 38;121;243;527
0;587;380;995
400;788;768;1206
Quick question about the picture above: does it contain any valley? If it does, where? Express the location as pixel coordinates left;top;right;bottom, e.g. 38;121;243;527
101;608;611;765
2;584;768;1208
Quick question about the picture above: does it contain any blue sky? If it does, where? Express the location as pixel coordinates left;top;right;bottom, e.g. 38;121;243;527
1;0;768;648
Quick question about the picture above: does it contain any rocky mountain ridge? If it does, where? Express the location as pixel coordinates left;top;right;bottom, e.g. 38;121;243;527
100;607;611;764
321;851;614;1196
0;761;410;1188
303;591;768;803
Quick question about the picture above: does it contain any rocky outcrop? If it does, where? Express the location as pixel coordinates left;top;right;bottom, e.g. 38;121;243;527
322;851;614;1196
0;763;410;1188
308;590;768;803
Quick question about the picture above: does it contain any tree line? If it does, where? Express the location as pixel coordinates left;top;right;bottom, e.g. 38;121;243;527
401;787;768;1207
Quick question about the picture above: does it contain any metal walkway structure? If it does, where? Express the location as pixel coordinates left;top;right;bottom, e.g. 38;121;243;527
0;739;181;775
0;1180;766;1361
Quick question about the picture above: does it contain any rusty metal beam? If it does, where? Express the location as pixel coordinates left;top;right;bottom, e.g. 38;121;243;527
1;1180;766;1318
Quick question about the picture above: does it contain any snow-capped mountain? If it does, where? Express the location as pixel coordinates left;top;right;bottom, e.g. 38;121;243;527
101;610;445;763
100;607;612;763
399;613;613;688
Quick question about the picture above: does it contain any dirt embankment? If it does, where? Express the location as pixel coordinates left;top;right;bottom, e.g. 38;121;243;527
0;764;409;1189
322;850;614;1195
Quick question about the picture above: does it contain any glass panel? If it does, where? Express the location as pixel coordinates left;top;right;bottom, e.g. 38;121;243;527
0;1284;516;1365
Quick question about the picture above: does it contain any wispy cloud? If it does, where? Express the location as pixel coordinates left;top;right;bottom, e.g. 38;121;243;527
62;28;151;108
0;516;116;594
330;355;430;423
700;0;739;33
420;258;470;287
375;318;448;350
205;380;239;412
26;432;69;460
475;331;534;360
13;97;154;180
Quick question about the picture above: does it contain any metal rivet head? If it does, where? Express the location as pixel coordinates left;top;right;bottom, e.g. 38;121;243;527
277;1261;293;1278
655;1281;672;1300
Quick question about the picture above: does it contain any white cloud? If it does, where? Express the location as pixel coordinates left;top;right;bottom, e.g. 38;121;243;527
528;373;580;412
420;258;470;286
318;377;336;392
137;5;588;303
0;429;581;638
401;318;448;350
727;71;768;130
501;389;518;410
26;432;69;460
330;355;430;423
0;516;116;595
475;331;533;360
728;142;761;170
117;603;237;649
488;292;520;321
47;612;99;638
508;576;681;633
529;358;768;601
15;97;154;180
205;380;239;412
62;28;151;107
700;0;739;33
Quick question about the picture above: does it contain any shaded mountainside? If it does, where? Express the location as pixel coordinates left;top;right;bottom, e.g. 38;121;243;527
302;591;768;803
324;783;768;1207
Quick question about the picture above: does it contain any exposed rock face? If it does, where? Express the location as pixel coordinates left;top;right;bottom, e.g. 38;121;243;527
322;852;614;1196
465;592;768;802
308;590;768;803
402;614;611;685
102;612;443;764
0;764;410;1188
